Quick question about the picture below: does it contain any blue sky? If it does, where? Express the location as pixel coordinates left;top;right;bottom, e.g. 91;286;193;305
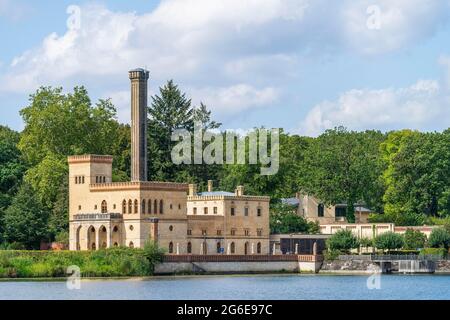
1;0;450;135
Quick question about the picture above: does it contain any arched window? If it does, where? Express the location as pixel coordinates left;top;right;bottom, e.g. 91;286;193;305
129;242;134;249
318;204;324;217
113;226;119;233
101;200;107;213
142;200;146;215
134;199;138;214
187;242;192;254
103;176;106;183
244;242;249;255
169;242;174;254
75;177;78;184
122;200;127;214
154;200;158;214
230;242;235;254
128;200;132;214
217;242;221;254
159;200;164;214
82;176;85;184
257;242;262;254
148;199;152;214
114;242;118;247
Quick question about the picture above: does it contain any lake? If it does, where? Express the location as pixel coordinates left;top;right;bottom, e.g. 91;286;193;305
1;274;449;300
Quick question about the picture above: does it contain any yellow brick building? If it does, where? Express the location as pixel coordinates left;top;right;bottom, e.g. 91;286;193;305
68;69;270;255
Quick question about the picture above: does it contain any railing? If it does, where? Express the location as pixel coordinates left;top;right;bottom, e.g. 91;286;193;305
73;213;123;221
163;254;323;263
339;254;446;261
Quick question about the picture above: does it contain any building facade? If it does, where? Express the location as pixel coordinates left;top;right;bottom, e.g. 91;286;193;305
282;193;372;224
186;182;270;255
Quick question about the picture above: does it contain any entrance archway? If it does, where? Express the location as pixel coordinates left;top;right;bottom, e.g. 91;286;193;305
87;226;96;250
99;226;107;249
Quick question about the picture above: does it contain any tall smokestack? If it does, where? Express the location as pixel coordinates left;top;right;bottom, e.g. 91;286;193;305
129;68;149;182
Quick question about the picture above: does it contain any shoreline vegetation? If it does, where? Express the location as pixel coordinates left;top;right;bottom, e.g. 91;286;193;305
0;242;164;279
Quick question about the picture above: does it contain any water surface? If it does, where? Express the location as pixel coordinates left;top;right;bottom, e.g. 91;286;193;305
1;274;449;300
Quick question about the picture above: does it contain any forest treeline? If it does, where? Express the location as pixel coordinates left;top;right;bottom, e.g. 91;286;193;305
0;81;449;249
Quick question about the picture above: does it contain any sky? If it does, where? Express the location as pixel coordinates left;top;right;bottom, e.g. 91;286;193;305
0;0;450;136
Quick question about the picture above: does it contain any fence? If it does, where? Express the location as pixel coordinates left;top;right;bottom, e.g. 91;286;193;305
163;254;323;263
339;254;446;261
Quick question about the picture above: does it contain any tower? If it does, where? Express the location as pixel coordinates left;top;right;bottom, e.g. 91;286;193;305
129;68;149;182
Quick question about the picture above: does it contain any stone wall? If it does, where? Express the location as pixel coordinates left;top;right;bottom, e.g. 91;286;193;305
435;260;450;273
155;261;300;274
320;260;385;273
154;254;323;274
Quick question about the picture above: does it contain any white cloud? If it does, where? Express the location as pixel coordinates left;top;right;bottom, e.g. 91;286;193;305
300;79;449;136
341;0;450;54
1;0;450;128
190;84;279;116
0;0;30;21
3;1;450;91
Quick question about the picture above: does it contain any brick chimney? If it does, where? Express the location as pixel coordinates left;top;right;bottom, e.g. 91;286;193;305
235;185;244;197
189;184;197;196
207;180;214;192
129;68;149;182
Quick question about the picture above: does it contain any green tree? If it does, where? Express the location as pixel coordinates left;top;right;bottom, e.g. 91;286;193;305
19;86;120;209
0;126;25;195
374;232;404;252
0;126;26;241
193;102;222;130
381;130;450;225
148;80;194;181
19;87;119;165
220;132;310;199
143;240;166;273
2;183;49;249
326;229;359;253
428;227;450;249
270;203;310;234
47;176;69;238
299;127;385;221
403;229;427;250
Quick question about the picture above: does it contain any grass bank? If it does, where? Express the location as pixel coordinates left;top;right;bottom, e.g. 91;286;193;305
0;244;164;278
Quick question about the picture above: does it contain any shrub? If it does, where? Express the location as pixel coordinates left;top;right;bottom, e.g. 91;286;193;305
326;230;359;254
0;247;165;278
428;228;450;249
374;232;404;252
55;231;69;246
324;249;341;261
359;237;374;248
143;241;165;273
420;247;447;258
403;229;427;250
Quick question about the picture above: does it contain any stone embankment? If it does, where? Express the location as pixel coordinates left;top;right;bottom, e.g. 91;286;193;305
435;260;450;273
320;259;388;273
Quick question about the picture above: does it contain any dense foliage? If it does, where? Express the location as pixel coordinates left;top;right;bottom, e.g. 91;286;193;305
270;203;320;234
0;81;449;249
428;228;450;249
326;230;359;253
373;232;404;252
0;245;165;278
403;229;427;250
